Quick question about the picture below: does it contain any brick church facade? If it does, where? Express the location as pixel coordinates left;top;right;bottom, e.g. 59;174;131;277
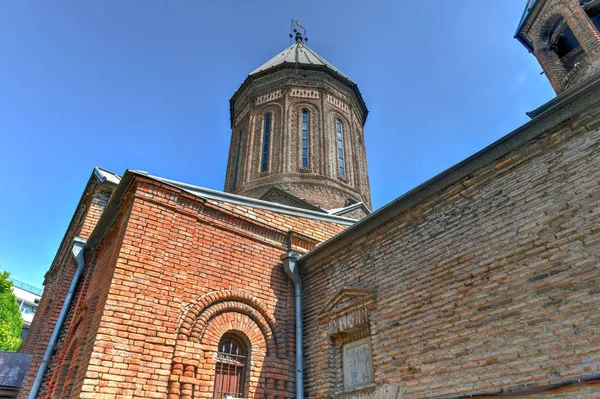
17;2;600;398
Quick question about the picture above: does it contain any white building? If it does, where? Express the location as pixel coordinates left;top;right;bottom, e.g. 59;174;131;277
9;278;42;339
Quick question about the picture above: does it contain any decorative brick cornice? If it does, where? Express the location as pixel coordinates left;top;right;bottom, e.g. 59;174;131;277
319;287;376;336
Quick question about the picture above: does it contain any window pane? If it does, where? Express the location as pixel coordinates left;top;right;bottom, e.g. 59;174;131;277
301;110;309;168
261;114;271;172
337;120;345;177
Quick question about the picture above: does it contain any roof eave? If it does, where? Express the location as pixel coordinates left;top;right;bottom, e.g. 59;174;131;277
230;62;369;127
514;0;539;52
86;169;359;252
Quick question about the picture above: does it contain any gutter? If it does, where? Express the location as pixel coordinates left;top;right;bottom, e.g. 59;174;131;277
28;237;86;399
281;252;304;399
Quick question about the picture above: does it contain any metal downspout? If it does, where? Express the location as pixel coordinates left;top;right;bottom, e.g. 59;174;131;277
28;237;86;399
281;252;303;399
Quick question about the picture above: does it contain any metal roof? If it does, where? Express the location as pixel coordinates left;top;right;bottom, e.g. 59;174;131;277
249;40;356;84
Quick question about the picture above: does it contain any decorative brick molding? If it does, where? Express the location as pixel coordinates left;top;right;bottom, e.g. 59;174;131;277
255;90;282;106
169;290;282;398
179;290;278;342
318;288;377;396
290;87;320;99
319;287;376;334
169;313;268;399
327;94;350;114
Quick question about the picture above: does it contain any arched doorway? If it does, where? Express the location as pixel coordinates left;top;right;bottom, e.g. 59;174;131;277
213;333;248;399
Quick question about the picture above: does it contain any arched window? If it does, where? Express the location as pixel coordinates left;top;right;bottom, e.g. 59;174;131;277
261;114;271;172
336;119;345;178
233;130;243;188
301;110;310;168
544;16;583;73
213;334;248;399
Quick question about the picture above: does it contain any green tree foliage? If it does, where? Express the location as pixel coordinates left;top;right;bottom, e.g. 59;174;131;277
0;270;23;351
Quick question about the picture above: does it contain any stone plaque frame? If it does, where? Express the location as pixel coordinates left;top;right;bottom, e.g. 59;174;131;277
342;337;374;390
319;287;377;396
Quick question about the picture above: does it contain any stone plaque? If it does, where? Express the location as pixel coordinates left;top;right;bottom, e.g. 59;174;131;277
343;338;374;390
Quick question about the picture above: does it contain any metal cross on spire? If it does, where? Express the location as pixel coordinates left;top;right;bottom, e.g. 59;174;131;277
289;18;308;44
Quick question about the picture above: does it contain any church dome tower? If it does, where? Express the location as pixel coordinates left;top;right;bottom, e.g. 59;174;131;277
224;25;371;211
516;0;600;93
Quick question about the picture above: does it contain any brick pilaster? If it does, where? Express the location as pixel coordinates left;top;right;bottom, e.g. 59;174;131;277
535;48;568;92
565;0;600;56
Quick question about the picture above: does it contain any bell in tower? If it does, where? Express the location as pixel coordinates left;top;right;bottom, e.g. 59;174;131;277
224;20;371;212
516;0;600;93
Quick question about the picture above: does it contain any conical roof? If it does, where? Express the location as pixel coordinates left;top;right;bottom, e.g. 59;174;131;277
230;34;368;127
249;39;355;84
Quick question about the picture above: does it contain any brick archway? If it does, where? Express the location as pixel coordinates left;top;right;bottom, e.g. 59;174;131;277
168;290;280;399
46;300;93;399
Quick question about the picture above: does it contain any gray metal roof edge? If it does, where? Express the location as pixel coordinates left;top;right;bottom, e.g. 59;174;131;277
514;0;539;51
329;202;371;217
299;71;600;270
527;69;600;118
94;166;121;185
86;170;357;251
85;169;141;251
149;175;357;225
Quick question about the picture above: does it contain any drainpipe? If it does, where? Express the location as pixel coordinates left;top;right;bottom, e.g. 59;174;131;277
281;251;303;399
28;237;86;399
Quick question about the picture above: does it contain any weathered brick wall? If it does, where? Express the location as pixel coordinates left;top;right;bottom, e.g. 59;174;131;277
41;196;132;399
49;177;349;398
302;102;600;398
18;176;116;399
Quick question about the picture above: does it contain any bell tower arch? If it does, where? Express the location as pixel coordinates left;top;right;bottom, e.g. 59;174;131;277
224;23;371;211
516;0;600;93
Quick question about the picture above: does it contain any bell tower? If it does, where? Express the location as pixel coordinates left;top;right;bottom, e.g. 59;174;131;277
224;22;371;211
516;0;600;93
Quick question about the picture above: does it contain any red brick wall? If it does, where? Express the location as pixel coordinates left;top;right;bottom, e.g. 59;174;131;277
27;176;348;398
301;103;600;398
18;176;116;399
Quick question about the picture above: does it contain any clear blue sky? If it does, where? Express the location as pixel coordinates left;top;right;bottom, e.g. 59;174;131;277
0;1;554;288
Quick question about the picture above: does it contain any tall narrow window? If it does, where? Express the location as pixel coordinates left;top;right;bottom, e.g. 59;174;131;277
261;114;271;172
233;130;242;188
213;334;247;399
336;120;345;178
302;110;310;168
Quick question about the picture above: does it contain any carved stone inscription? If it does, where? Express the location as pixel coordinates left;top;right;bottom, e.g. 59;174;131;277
343;338;374;390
